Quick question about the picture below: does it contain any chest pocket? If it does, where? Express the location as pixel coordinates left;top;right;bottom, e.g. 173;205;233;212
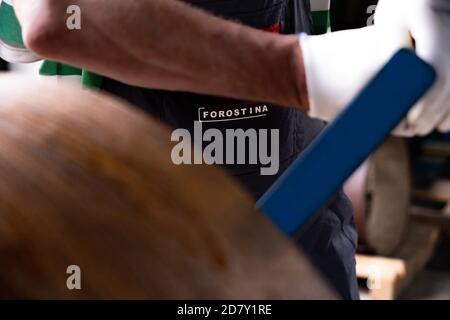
147;0;307;176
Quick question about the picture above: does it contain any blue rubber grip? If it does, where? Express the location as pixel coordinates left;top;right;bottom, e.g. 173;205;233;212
257;49;436;235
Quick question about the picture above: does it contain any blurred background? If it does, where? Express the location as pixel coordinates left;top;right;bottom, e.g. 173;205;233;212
332;0;450;300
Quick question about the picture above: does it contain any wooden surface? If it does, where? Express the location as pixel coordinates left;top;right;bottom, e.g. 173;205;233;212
356;220;439;300
0;75;334;299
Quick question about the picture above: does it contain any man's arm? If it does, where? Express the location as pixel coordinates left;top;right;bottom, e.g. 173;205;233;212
13;0;309;109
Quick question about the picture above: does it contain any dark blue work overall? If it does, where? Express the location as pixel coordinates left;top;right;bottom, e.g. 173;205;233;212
101;0;359;300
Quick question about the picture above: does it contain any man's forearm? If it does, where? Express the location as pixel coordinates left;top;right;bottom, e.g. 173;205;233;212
14;0;308;109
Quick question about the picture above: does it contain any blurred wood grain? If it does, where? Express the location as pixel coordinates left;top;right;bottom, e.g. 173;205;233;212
0;76;334;299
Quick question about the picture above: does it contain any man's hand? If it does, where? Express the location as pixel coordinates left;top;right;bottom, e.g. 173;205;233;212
12;0;308;109
376;0;450;135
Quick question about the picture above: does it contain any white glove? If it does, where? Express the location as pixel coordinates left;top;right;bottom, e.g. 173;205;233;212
300;0;450;136
375;0;450;135
299;26;411;124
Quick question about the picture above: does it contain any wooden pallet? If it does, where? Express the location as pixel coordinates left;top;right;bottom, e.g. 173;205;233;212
356;219;440;300
356;178;450;300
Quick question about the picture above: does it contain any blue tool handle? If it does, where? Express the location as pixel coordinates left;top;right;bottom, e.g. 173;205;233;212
257;49;436;235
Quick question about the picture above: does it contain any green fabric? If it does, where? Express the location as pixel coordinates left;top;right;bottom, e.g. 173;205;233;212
81;70;103;88
39;60;103;89
40;61;82;76
311;10;330;35
0;1;25;48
